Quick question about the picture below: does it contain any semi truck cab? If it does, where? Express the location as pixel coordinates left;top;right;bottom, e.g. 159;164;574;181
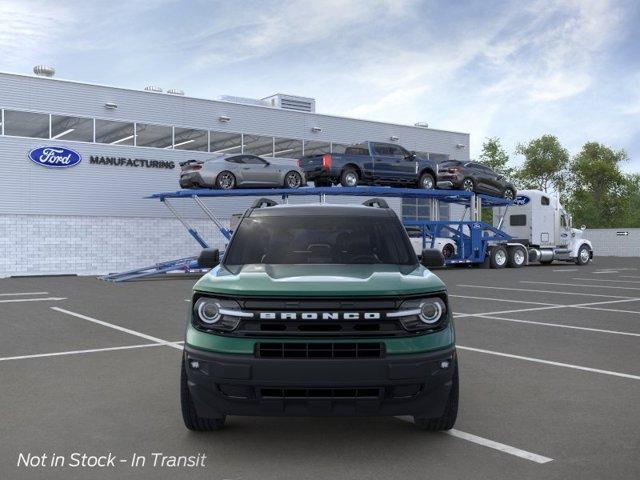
496;189;593;265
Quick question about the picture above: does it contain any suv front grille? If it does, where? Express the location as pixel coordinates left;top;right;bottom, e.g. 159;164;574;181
255;342;384;359
260;387;383;399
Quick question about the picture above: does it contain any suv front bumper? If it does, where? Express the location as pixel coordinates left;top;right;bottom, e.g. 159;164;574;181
184;344;456;418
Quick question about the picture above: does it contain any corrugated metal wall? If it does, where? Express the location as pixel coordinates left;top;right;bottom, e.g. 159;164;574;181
0;72;469;220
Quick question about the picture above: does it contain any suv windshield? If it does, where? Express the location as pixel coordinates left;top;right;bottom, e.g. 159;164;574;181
223;214;417;269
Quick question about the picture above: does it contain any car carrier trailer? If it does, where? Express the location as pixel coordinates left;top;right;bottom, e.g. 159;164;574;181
100;186;591;282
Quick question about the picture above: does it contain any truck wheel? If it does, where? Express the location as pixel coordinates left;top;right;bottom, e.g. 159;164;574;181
419;172;435;189
507;246;526;268
340;168;359;187
442;243;455;259
462;178;475;192
575;245;591;265
413;359;458;431
489;245;507;269
181;357;226;431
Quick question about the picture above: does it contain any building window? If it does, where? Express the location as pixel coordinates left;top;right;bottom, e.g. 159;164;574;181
210;131;242;154
243;134;274;156
50;114;93;142
173;127;208;151
303;140;330;156
3;110;49;138
135;123;173;148
95;119;135;145
273;137;303;158
331;143;350;154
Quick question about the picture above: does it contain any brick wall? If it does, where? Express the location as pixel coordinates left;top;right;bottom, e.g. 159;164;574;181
0;214;230;277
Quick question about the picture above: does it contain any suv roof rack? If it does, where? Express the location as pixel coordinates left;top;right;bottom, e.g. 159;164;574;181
251;198;278;209
362;198;389;209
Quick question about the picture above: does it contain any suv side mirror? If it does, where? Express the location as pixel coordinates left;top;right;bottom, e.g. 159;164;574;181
197;248;220;268
420;249;445;268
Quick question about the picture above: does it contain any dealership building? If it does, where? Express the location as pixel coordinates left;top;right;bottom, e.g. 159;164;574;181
0;68;470;277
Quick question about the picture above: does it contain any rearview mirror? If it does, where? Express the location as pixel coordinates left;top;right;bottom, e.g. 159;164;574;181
420;249;445;268
197;248;220;268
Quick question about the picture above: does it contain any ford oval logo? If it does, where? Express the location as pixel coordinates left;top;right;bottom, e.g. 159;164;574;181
514;195;530;206
28;146;82;168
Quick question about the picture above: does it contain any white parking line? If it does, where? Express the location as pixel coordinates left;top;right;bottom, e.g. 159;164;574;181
0;297;67;304
457;345;640;380
458;315;640;337
395;417;553;463
521;281;640;292
457;284;636;299
51;307;183;351
446;429;553;464
0;292;49;296
572;277;640;284
620;275;640;279
553;269;578;272
454;297;640;319
450;294;557;306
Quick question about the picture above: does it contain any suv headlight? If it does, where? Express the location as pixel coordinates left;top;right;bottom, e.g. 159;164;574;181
193;296;250;332
390;296;447;331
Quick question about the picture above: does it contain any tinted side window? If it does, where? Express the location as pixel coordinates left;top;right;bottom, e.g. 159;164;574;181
510;215;527;226
541;196;550;206
372;143;393;155
226;156;245;164
243;156;267;165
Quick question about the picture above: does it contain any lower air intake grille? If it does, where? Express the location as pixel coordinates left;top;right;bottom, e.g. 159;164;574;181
260;387;382;399
256;342;384;359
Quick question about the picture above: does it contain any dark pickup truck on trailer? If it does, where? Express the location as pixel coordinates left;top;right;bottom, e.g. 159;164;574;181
298;141;439;189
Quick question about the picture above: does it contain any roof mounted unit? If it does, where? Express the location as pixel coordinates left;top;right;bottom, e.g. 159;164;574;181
167;88;185;96
33;65;55;77
219;95;270;107
414;122;429;128
390;135;399;142
262;93;316;113
144;85;163;93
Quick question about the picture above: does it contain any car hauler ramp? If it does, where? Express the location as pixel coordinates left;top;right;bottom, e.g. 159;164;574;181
101;186;512;282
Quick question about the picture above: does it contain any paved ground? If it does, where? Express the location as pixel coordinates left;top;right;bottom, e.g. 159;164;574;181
1;257;639;480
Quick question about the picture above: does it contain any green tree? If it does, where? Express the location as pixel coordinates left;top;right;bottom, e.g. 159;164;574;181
479;137;514;178
565;142;628;228
515;135;569;193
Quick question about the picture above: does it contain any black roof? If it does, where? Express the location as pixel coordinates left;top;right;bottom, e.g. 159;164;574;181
248;204;395;218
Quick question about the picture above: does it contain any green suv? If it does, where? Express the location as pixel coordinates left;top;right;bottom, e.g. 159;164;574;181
181;199;458;431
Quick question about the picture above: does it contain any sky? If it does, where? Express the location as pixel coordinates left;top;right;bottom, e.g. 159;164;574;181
1;0;639;170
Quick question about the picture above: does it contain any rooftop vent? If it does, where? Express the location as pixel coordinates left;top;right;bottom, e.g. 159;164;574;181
167;88;185;96
144;85;163;93
414;122;429;128
262;94;316;113
33;65;55;77
218;95;270;107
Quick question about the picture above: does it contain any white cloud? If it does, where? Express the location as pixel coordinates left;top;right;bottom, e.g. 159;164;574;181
0;0;75;68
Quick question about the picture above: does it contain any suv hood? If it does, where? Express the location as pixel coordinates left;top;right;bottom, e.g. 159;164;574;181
194;264;445;297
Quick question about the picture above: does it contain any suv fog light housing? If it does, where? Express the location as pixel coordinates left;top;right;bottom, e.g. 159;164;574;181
195;298;221;324
419;298;445;324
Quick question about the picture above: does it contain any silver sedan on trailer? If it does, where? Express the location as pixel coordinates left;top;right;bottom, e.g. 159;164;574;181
179;154;307;189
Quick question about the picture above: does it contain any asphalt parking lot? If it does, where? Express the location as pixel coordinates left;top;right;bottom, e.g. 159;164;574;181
1;257;639;480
